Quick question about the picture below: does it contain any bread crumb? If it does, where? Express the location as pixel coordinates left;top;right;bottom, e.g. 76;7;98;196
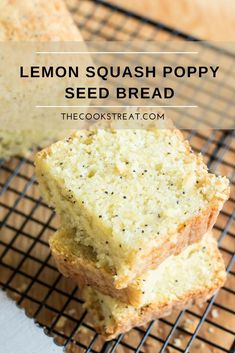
173;338;182;347
56;316;67;329
68;308;76;316
197;302;204;309
182;318;195;331
211;309;219;319
144;339;155;348
17;283;28;293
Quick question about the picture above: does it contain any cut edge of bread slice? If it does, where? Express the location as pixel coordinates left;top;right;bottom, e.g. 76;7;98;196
81;232;226;340
50;227;145;306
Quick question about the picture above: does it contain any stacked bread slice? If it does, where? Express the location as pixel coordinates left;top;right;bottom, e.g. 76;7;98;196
35;128;229;339
50;229;226;339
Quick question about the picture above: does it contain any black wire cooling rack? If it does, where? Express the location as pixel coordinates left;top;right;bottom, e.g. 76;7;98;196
0;1;235;352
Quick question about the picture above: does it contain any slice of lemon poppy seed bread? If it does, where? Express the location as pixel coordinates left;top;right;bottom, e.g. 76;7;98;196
50;228;225;308
35;128;229;288
81;232;226;340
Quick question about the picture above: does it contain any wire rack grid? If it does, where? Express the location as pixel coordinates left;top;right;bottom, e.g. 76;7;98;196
0;1;234;353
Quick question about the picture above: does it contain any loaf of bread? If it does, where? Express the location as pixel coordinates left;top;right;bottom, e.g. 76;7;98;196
0;130;67;160
0;0;83;41
35;128;229;288
82;232;226;340
0;0;82;159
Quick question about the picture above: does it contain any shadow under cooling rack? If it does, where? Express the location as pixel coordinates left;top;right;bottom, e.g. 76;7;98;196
0;1;235;352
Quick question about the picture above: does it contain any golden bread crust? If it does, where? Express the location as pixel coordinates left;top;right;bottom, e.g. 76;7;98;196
89;287;224;340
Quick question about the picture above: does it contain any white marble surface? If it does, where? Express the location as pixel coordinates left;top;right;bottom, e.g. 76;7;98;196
0;290;62;353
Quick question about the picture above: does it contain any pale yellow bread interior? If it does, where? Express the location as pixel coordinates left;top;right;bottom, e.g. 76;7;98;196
35;128;229;287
